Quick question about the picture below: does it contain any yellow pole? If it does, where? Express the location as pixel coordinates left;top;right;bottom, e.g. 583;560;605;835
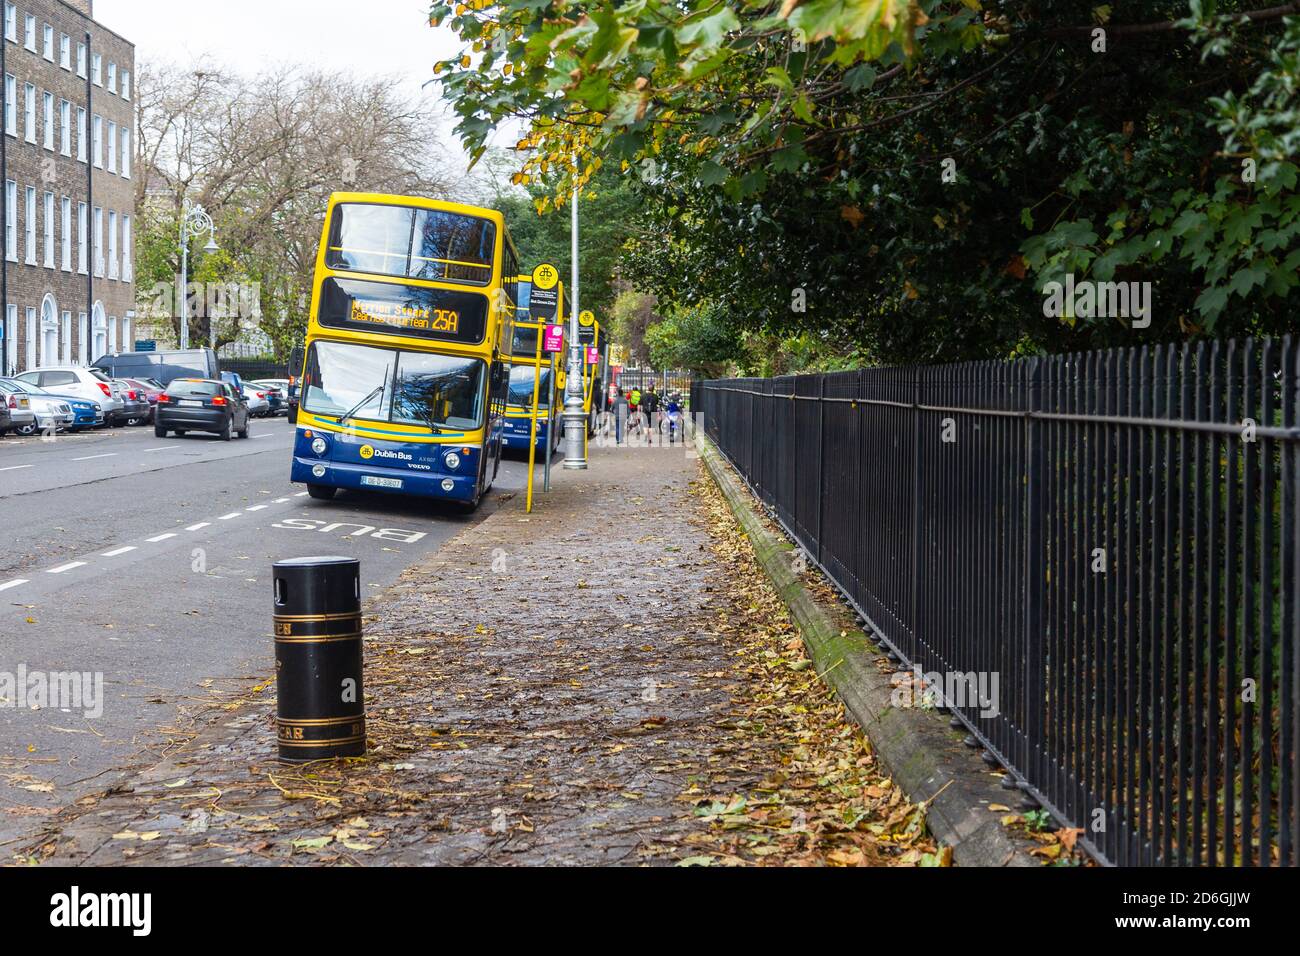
525;323;543;514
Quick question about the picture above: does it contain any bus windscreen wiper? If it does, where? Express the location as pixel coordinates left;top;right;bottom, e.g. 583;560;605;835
338;372;389;424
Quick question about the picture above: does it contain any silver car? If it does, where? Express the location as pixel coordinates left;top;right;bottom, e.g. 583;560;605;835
0;379;73;434
0;381;37;436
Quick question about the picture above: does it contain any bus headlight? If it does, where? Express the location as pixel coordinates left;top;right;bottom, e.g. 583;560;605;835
311;437;328;455
312;464;327;479
444;452;461;471
441;479;455;492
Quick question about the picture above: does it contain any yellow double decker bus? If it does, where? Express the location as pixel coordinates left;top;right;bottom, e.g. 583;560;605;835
502;278;566;454
291;192;518;511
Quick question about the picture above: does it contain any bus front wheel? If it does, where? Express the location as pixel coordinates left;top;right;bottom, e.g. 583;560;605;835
307;484;337;501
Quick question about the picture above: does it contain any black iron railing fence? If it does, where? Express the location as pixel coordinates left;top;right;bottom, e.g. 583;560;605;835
694;337;1299;867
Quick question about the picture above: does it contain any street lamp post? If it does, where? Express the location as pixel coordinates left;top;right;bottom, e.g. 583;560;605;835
562;164;587;470
178;200;218;351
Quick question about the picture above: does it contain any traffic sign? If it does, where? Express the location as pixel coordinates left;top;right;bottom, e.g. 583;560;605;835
579;310;595;328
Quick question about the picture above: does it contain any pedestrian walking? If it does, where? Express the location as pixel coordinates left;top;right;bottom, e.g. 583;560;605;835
613;387;630;445
642;385;661;444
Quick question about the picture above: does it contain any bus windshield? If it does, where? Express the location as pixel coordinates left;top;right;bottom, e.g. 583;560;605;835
326;203;496;286
508;365;553;409
302;340;485;432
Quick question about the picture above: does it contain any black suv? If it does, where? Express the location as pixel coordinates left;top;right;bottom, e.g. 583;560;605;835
155;379;251;441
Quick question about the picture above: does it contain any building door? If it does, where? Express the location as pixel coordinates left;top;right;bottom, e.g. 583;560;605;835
91;303;106;361
41;296;59;366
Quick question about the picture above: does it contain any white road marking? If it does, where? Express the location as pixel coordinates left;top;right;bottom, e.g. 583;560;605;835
0;579;29;592
253;434;273;440
144;446;179;453
246;505;269;512
294;492;309;497
0;465;34;472
147;533;178;543
102;547;137;558
71;454;117;462
274;498;291;504
186;522;211;532
218;513;242;521
47;562;87;574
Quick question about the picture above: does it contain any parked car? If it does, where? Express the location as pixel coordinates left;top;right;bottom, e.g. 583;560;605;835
121;378;164;425
0;378;75;434
155;379;251;441
112;380;153;426
1;378;103;432
92;348;220;387
0;382;37;437
13;367;125;425
219;371;269;417
249;380;288;417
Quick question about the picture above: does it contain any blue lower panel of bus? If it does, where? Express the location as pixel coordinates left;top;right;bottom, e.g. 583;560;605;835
502;416;555;450
291;429;480;503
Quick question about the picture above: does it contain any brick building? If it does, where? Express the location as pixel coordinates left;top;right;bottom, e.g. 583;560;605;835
0;0;133;375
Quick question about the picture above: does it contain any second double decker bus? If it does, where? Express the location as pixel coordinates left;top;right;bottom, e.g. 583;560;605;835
503;278;566;453
291;192;518;511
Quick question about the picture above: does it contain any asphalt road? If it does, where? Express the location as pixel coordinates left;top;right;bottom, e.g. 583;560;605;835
0;416;543;853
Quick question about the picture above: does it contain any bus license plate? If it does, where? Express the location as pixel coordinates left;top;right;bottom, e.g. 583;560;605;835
361;476;403;489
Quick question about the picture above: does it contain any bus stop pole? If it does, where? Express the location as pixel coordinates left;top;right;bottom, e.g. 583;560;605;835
545;350;555;492
563;166;588;470
525;323;543;513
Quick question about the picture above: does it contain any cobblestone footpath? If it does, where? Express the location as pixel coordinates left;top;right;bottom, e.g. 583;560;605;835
24;440;936;867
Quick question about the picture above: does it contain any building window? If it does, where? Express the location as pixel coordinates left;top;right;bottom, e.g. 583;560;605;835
120;128;131;178
41;23;51;61
4;179;14;262
61;197;71;271
77;107;86;162
59;33;69;69
77;312;87;365
59;99;70;155
43;191;54;268
42;91;52;150
3;304;15;375
23;14;34;52
61;311;71;364
108;63;117;95
77;202;87;273
93;205;103;276
24;307;35;372
3;4;14;44
107;122;117;173
123;216;133;282
108;211;119;279
24;186;35;264
92;52;102;87
23;83;34;143
92;114;102;168
121;70;131;102
77;42;86;78
3;74;13;137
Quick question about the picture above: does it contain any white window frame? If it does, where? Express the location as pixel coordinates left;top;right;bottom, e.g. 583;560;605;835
91;113;101;168
76;107;86;162
120;128;130;178
107;62;117;95
4;179;14;262
108;210;118;279
23;14;34;52
41;23;52;61
61;196;71;271
24;307;35;372
3;304;15;376
59;99;70;155
3;73;13;137
77;202;87;274
43;190;54;268
42;91;52;150
121;70;131;102
92;205;103;276
122;215;133;282
76;42;86;79
59;33;69;70
106;121;117;173
77;312;88;365
3;4;14;44
24;185;35;264
23;82;34;143
92;52;102;87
